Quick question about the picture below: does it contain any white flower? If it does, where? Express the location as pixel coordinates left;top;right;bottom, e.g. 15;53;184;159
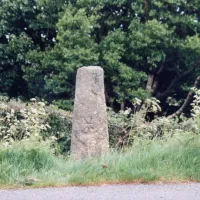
25;132;30;136
41;34;46;38
38;102;45;107
3;142;9;147
124;108;131;115
50;136;57;141
30;108;37;114
30;98;36;102
46;124;51;129
5;34;10;40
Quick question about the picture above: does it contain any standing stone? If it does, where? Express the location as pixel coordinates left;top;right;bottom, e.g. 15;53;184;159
71;66;109;159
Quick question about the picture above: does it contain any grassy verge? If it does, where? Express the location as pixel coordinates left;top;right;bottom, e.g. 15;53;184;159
0;132;200;188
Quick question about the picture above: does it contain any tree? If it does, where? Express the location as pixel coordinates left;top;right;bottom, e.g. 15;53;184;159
0;0;66;97
1;0;200;118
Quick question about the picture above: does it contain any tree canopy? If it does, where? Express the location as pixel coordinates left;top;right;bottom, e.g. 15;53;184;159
1;0;200;117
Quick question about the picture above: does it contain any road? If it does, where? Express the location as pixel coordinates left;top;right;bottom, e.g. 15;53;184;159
0;183;200;200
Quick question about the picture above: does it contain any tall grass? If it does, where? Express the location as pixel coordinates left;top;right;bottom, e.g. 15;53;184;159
0;132;199;188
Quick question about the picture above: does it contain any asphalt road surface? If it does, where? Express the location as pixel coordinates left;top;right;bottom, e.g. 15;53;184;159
0;183;200;200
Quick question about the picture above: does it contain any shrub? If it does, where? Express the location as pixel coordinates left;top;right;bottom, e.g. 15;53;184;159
0;97;72;154
0;95;199;154
108;108;135;148
44;105;72;154
0;98;50;146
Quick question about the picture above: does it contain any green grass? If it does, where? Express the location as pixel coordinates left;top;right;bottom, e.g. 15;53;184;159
0;132;200;188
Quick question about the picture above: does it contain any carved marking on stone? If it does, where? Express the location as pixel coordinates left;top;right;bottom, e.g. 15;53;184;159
85;117;93;124
92;71;101;84
92;71;104;97
83;117;95;134
74;131;86;146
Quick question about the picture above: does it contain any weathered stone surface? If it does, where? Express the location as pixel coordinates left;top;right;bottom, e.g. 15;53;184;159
71;66;109;159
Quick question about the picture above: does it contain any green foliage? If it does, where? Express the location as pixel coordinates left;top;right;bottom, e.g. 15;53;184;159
128;19;173;70
23;5;99;101
134;117;199;140
181;35;200;67
43;6;99;98
1;0;200;115
52;99;74;111
0;98;73;154
1;1;200;188
0;99;50;145
44;106;72;154
108;95;200;148
100;30;147;102
108;108;135;148
0;0;66;96
0;33;32;96
1;96;199;154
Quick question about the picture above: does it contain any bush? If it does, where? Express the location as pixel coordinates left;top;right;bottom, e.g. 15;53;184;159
0;96;200;154
44;106;72;154
0;98;50;145
108;108;135;148
0;97;73;154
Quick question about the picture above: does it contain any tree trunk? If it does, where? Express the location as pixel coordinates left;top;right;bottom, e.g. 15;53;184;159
120;99;125;111
136;63;165;124
136;73;155;124
168;76;200;119
144;0;150;21
146;73;154;92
